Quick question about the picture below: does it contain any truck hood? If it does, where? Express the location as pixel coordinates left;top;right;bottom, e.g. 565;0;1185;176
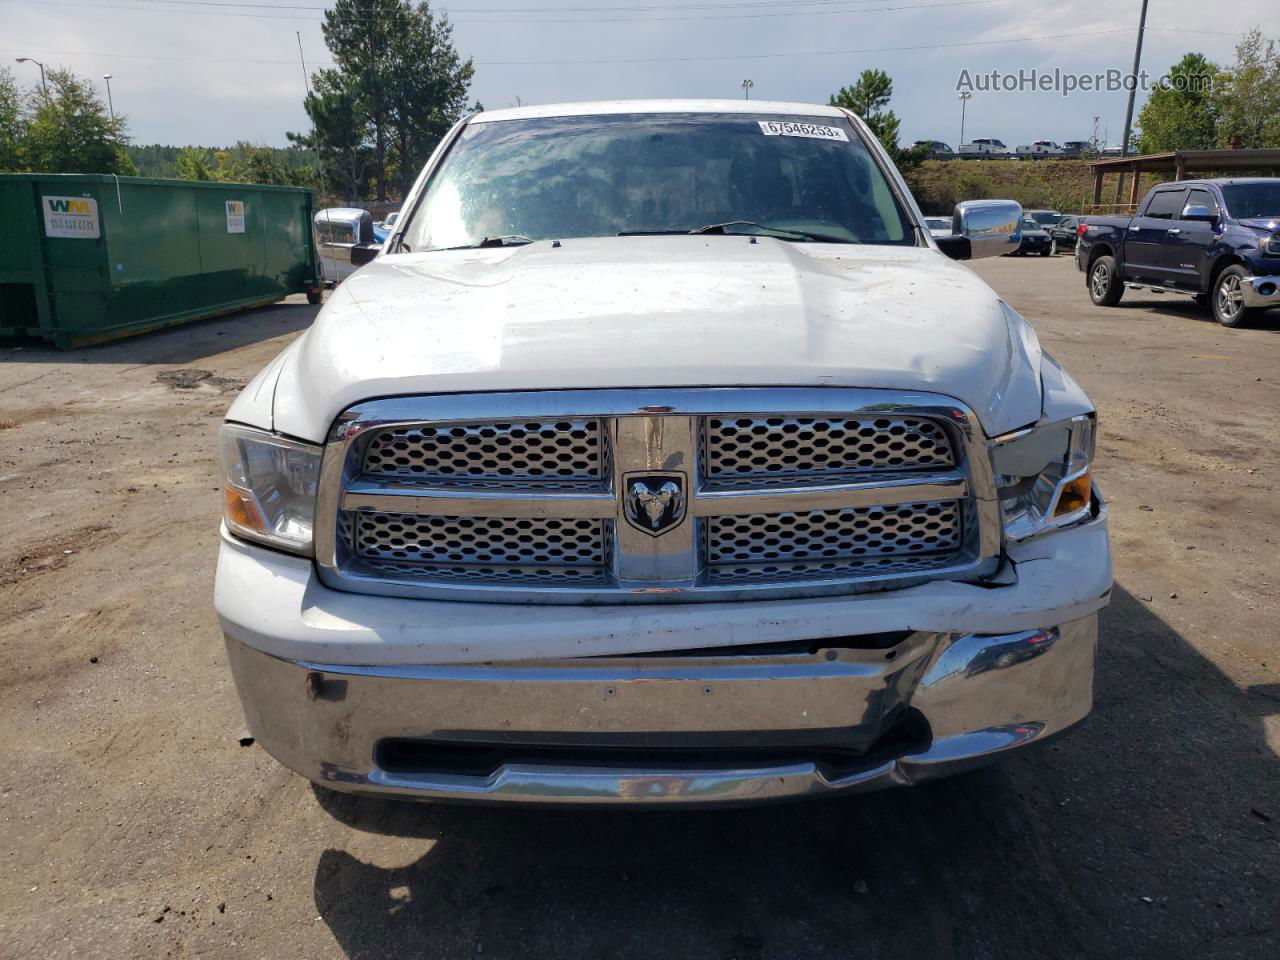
1238;217;1280;232
270;236;1043;441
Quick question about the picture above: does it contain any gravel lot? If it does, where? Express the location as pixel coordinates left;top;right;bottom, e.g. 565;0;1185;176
2;255;1277;959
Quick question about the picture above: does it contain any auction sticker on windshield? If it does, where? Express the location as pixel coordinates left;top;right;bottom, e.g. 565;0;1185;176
757;120;849;142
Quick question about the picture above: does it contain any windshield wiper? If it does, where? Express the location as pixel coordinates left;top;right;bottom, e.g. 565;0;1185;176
688;220;852;243
436;234;534;251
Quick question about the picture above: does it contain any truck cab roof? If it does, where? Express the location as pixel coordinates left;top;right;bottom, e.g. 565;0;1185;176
472;99;847;124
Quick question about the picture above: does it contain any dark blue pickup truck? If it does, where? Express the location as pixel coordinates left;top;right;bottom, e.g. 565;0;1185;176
1076;178;1280;327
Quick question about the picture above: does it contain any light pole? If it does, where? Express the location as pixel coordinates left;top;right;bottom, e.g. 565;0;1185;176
741;79;753;100
103;74;115;121
958;91;971;146
15;57;47;97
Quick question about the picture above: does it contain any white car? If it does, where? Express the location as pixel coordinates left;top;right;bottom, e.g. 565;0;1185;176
218;100;1110;806
959;138;1011;156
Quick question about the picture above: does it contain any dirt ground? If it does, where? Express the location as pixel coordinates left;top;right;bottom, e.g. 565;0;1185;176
1;255;1277;960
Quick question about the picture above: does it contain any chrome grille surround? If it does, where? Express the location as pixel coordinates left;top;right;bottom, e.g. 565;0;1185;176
314;389;1002;604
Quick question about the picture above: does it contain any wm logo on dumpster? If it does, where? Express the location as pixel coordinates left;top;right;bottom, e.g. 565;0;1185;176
46;198;94;215
42;195;100;239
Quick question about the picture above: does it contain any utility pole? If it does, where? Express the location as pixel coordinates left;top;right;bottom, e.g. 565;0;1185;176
103;74;115;121
741;79;753;100
15;57;47;97
958;91;971;145
1116;0;1150;201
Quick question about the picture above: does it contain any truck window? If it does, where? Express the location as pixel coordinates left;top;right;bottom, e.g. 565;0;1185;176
1220;182;1280;219
1144;190;1187;220
1183;189;1219;218
403;112;916;251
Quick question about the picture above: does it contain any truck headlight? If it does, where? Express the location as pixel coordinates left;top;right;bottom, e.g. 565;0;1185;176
990;413;1095;542
1261;235;1280;257
220;423;321;554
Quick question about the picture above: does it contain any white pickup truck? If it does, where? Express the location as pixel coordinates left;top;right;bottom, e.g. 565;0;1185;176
959;137;1011;157
216;100;1111;806
1016;140;1065;158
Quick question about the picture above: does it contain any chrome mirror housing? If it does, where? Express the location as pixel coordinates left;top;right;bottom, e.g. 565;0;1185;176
1180;203;1216;222
940;200;1023;261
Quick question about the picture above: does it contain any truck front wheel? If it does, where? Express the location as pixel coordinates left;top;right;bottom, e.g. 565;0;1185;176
1088;255;1123;306
1211;265;1255;328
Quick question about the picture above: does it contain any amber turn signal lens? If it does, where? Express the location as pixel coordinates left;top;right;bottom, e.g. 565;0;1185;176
224;485;265;532
1054;470;1091;516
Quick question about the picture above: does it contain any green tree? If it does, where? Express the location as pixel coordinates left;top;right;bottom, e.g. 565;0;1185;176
292;71;372;199
303;0;475;200
211;142;293;185
174;145;213;180
1135;53;1220;152
22;68;132;174
828;69;907;163
385;4;476;194
0;67;24;171
1212;28;1280;148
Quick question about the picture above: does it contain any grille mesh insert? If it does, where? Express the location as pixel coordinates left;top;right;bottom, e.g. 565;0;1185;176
352;512;607;567
705;555;950;584
704;500;962;566
704;416;954;480
363;419;605;480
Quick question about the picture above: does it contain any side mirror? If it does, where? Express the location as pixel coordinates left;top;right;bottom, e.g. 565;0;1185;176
349;244;380;267
936;200;1023;261
1181;203;1217;222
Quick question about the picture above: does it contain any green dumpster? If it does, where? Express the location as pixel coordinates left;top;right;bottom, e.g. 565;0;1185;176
0;174;321;349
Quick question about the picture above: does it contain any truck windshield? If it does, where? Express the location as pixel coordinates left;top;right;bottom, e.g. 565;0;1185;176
400;112;916;251
1220;183;1280;219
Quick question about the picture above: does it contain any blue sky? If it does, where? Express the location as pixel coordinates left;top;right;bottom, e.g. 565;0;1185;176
1;0;1269;149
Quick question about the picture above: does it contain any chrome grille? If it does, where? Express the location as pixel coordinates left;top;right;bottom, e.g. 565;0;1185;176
704;416;953;481
353;512;607;567
317;389;1000;604
704;500;962;566
363;419;605;480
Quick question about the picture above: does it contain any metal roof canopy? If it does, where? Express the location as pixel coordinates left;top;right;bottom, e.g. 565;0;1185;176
1089;149;1280;211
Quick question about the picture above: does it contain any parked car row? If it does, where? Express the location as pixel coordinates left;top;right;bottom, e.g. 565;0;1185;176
911;140;1134;159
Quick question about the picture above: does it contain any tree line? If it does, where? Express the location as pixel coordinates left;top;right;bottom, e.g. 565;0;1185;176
0;0;476;200
0;67;133;175
3;18;1272;192
1137;28;1279;152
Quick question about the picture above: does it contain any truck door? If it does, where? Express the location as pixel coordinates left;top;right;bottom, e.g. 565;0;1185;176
1126;188;1187;284
1162;187;1220;290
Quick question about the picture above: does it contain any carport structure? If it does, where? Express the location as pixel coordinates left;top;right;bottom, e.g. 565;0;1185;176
1086;148;1280;214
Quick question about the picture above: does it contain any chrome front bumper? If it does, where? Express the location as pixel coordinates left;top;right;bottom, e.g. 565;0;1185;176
225;614;1096;806
1241;275;1280;309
